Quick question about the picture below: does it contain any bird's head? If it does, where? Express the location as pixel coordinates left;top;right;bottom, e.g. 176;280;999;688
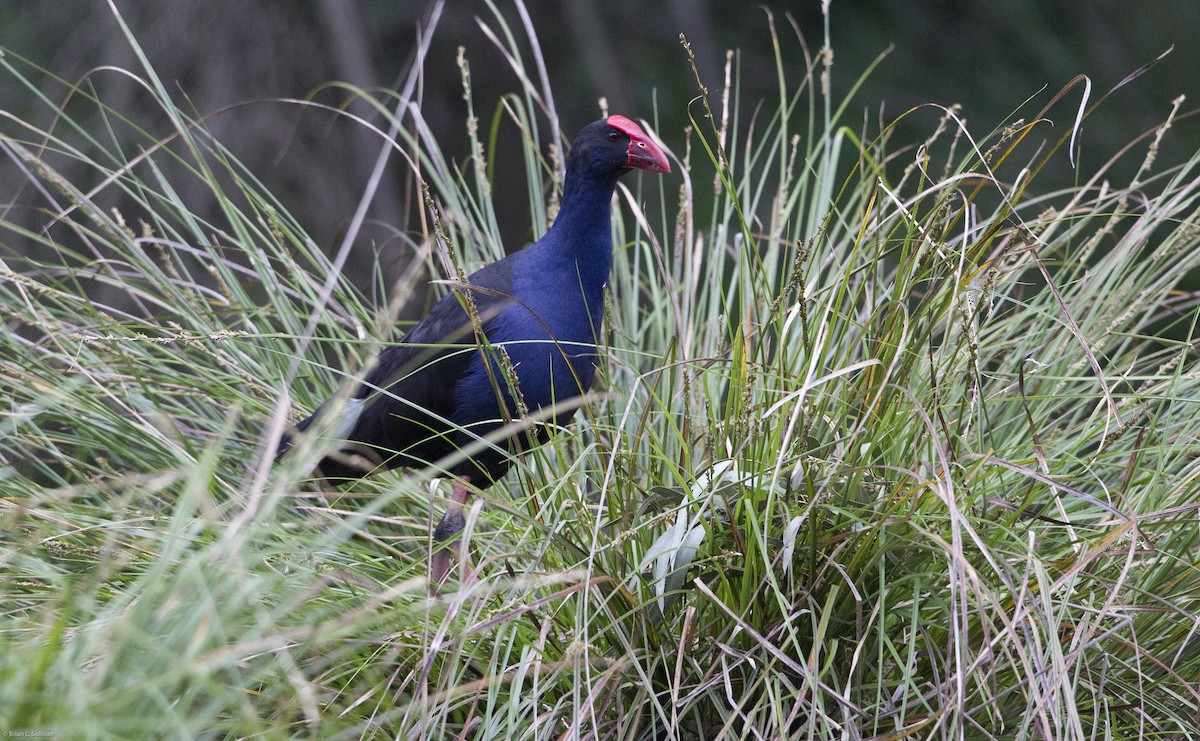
570;115;671;178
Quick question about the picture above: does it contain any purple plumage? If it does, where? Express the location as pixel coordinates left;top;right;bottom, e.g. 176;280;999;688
283;115;670;585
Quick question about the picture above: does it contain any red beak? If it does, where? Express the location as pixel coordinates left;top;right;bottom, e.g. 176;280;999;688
606;115;671;174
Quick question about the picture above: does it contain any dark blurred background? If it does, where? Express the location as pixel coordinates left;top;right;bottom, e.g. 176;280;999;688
2;0;1197;288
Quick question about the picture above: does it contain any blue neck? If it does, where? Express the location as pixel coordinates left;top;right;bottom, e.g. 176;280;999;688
533;168;621;294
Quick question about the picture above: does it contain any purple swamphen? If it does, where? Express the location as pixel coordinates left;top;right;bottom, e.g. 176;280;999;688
283;115;671;585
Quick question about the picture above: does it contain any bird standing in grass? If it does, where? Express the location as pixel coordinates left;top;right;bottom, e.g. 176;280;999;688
284;115;670;585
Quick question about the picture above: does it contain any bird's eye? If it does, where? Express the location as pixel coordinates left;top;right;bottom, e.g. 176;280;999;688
608;130;620;142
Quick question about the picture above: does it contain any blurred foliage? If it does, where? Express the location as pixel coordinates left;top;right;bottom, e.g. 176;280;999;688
1;0;1197;293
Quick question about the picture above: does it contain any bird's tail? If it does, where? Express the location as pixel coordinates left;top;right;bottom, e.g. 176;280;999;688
273;412;315;460
272;405;376;483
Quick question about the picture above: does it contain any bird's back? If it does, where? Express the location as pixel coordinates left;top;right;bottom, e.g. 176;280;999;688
293;242;604;484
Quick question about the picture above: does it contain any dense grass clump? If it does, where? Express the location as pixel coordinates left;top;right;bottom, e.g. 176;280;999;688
3;4;1200;739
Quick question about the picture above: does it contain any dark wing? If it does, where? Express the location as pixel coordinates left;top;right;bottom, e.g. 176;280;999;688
289;254;518;481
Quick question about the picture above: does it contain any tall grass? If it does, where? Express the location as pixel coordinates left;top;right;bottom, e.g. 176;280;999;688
3;2;1200;738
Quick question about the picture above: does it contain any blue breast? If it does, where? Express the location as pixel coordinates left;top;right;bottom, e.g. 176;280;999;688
451;242;607;429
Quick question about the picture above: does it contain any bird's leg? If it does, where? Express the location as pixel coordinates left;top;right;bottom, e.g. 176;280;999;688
429;478;474;587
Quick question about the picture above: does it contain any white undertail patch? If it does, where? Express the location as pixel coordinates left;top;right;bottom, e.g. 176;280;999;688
331;398;365;441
